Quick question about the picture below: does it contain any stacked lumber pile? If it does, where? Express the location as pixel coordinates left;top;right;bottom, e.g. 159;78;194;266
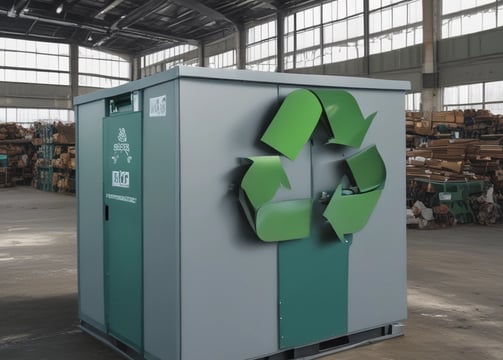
407;139;486;182
406;110;503;144
466;139;503;191
407;138;503;190
53;122;75;144
463;109;501;137
0;123;29;140
0;145;29;168
431;110;465;133
406;111;433;148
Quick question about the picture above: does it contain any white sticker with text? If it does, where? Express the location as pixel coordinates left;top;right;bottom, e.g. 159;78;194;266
106;193;137;204
149;95;166;117
112;170;130;188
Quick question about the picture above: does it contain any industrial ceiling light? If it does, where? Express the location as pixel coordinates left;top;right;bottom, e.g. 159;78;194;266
56;3;64;14
7;5;16;17
87;33;93;41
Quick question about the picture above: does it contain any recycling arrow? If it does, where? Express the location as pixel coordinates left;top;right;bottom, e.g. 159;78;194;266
239;89;386;242
312;90;377;148
239;156;312;242
323;145;386;243
261;89;322;161
240;156;291;209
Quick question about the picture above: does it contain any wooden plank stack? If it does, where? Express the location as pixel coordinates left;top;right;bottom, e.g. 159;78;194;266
431;110;465;132
407;139;503;182
406;109;503;192
0;123;28;141
406;110;503;140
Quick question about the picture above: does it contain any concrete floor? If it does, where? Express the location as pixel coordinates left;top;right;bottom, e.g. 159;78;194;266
0;186;502;360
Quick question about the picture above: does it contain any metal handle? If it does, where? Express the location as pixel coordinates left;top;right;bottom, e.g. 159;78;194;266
105;205;109;221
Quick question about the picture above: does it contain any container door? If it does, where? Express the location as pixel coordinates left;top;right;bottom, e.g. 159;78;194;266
103;111;142;352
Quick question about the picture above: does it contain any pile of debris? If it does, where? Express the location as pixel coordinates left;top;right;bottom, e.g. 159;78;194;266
469;187;503;225
407;201;456;229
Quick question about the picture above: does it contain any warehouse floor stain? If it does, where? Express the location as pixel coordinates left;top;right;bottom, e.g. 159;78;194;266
0;186;502;360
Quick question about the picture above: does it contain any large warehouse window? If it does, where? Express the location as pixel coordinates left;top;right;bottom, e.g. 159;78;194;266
405;92;421;111
142;44;197;68
441;0;501;39
0;107;74;124
0;38;69;85
246;20;277;72
208;50;237;69
322;0;365;64
78;47;130;88
443;83;484;110
443;81;503;114
285;0;420;68
484;80;503;113
369;0;423;55
164;57;199;70
284;5;322;69
141;44;198;76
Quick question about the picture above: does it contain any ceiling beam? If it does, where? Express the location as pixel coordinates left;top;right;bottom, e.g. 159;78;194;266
0;9;196;46
111;0;167;30
255;0;279;11
0;29;66;41
26;18;37;35
127;26;199;45
11;0;30;16
103;0;197;48
94;0;127;20
168;0;238;29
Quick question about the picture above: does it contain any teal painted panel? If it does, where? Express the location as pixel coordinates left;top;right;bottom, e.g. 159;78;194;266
278;228;349;349
103;111;143;352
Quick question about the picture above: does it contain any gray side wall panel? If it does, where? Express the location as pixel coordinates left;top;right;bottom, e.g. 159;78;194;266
179;79;279;360
347;90;407;333
77;100;106;329
143;81;181;360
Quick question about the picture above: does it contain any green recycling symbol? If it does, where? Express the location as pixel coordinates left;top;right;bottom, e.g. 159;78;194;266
239;89;386;243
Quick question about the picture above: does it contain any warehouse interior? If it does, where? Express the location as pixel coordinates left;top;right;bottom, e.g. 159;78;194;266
1;0;503;359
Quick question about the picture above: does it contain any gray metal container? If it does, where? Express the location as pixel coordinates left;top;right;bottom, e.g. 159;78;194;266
75;66;409;360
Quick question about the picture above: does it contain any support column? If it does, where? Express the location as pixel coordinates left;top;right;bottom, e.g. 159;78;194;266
236;25;246;70
421;0;442;112
131;56;141;80
363;0;370;75
276;10;285;72
198;42;206;67
70;43;79;106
